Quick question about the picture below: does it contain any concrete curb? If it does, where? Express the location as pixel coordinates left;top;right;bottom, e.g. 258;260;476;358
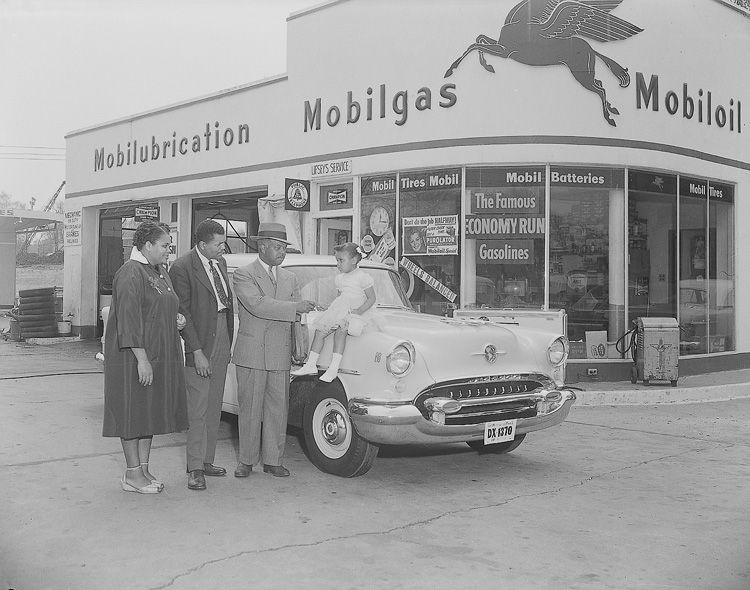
23;336;83;346
574;381;750;406
0;369;103;380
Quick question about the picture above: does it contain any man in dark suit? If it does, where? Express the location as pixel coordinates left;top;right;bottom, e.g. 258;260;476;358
170;219;234;491
232;222;315;478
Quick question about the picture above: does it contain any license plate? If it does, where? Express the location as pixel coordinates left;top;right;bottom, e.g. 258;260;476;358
484;419;517;445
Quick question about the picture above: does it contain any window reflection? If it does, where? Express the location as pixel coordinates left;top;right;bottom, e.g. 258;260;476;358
549;167;623;357
628;171;677;329
465;167;546;310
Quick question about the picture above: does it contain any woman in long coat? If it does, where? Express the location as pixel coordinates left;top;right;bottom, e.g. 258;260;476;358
103;220;188;493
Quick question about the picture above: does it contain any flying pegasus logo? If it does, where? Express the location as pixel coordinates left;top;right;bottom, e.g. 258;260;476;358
445;0;643;126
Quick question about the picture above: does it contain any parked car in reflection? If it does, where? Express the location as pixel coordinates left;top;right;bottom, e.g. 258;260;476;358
678;278;734;353
216;254;576;477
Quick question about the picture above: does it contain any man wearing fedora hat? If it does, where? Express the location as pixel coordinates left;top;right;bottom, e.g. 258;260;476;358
232;222;316;478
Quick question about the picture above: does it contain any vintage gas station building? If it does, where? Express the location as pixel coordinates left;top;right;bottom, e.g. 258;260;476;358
64;0;749;379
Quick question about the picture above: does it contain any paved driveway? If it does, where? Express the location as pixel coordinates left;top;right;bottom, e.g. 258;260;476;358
1;361;748;590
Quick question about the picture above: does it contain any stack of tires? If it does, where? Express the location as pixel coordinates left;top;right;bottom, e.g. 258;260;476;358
16;287;57;339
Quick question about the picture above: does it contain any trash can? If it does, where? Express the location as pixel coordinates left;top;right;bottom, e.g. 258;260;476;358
631;317;679;386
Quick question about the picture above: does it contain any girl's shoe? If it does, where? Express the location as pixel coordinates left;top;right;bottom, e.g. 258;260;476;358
140;462;165;490
292;363;318;376
319;353;343;382
319;367;339;382
121;466;162;494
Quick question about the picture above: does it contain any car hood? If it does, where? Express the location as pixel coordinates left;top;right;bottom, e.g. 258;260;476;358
374;308;555;382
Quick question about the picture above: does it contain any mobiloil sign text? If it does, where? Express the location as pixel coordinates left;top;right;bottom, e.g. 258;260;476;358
636;73;742;134
304;83;457;131
94;121;250;172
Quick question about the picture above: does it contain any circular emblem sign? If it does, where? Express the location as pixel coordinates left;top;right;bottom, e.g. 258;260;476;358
287;182;309;209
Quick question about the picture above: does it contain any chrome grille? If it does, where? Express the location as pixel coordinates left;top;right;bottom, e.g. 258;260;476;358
414;374;550;425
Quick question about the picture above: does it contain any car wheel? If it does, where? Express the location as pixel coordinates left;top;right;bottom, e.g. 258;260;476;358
467;434;526;454
302;383;378;477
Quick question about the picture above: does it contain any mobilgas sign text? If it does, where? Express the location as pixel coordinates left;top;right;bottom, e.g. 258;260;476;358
93;121;250;172
304;83;457;131
636;73;742;134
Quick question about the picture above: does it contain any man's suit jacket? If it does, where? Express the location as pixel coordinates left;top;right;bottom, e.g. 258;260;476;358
232;258;299;371
169;248;234;368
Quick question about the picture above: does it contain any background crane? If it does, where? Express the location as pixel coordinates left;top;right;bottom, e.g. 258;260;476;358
19;180;65;254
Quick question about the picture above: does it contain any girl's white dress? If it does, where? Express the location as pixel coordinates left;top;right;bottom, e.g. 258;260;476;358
313;268;374;332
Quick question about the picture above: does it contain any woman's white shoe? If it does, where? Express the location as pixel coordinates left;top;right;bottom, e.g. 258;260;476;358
121;466;162;494
140;463;164;490
121;476;162;494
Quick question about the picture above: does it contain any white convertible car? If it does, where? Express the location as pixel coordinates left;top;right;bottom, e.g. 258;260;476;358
221;253;576;478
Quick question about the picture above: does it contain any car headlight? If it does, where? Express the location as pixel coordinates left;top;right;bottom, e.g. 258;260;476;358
386;341;415;376
547;336;569;366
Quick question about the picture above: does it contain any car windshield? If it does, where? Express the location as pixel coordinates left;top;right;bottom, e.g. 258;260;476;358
287;265;412;310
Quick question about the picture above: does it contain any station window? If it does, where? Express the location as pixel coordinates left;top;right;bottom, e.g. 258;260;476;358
399;168;461;315
465;167;545;310
191;192;263;253
549;167;624;348
360;175;397;268
627;171;678;332
707;181;735;353
678;177;735;354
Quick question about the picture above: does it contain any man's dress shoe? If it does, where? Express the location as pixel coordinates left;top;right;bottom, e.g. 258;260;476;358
263;464;290;477
203;463;227;477
188;470;207;490
234;463;253;478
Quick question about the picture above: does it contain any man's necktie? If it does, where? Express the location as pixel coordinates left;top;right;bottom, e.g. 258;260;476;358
267;264;277;286
209;260;230;308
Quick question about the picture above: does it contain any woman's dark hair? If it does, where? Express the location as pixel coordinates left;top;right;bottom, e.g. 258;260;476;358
133;220;169;250
333;241;362;263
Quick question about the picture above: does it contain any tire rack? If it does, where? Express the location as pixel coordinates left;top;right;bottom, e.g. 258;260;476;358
15;287;57;339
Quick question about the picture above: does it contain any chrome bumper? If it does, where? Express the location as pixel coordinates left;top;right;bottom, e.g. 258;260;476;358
348;389;577;446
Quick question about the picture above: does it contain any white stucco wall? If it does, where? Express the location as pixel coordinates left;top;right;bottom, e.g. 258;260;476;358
64;0;749;352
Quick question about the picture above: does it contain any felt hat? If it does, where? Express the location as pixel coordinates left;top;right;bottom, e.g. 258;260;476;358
250;222;293;245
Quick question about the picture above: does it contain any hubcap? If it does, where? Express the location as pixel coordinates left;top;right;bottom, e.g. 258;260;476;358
311;398;353;459
322;410;348;445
